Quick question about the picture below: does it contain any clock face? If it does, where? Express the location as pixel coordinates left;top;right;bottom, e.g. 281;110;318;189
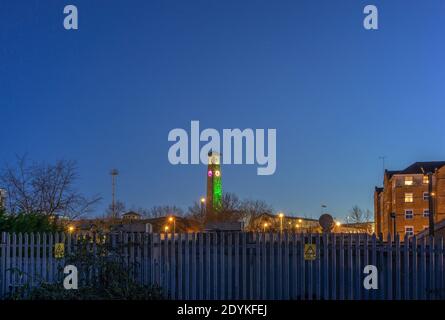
209;154;220;165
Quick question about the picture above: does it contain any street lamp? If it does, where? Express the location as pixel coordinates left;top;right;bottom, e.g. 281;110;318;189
200;197;206;216
68;225;75;233
278;213;284;234
168;216;176;234
164;225;169;233
263;222;268;233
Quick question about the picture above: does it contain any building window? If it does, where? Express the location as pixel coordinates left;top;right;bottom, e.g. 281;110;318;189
404;176;413;186
405;226;414;237
423;175;429;184
405;210;414;219
423;209;429;217
423;192;429;201
405;193;414;203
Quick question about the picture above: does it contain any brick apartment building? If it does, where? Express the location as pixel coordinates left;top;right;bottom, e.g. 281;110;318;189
374;161;445;238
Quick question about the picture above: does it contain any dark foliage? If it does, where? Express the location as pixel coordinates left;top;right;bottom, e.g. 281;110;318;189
8;235;164;300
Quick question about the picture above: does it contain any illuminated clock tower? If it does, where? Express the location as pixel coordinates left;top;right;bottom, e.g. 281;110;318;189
206;151;222;215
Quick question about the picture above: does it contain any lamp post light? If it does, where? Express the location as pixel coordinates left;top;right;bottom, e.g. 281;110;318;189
168;216;176;234
278;213;284;234
164;225;169;233
263;222;268;233
200;197;206;216
68;225;75;234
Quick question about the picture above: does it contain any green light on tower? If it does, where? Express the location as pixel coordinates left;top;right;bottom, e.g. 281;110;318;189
206;151;222;214
213;169;222;210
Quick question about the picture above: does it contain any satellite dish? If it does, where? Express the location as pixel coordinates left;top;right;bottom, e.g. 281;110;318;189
319;214;334;233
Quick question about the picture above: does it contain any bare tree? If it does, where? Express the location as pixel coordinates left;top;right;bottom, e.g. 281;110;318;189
0;155;101;219
187;192;273;227
186;201;206;226
105;200;127;218
239;199;273;230
349;205;371;223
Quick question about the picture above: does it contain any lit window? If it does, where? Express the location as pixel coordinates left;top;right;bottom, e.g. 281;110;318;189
423;209;429;217
404;176;413;186
405;210;413;219
405;226;414;237
405;193;414;203
423;192;429;201
423;176;429;184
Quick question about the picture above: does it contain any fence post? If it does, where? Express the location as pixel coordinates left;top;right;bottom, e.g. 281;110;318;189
439;238;444;299
198;232;203;300
428;236;435;299
254;232;264;300
347;234;353;300
403;234;409;299
191;233;197;300
395;233;401;299
284;232;290;299
234;232;240;300
412;235;417;300
331;233;337;300
339;234;344;300
206;232;211;300
315;235;321;299
354;234;361;300
270;232;275;300
363;234;369;300
0;233;6;297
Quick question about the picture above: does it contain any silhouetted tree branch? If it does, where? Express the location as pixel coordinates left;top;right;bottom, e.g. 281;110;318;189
0;155;101;219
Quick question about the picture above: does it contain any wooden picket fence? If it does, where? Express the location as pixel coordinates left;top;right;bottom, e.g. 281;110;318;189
0;232;444;300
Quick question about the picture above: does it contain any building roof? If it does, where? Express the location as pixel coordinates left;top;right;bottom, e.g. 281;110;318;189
122;211;142;217
385;161;445;178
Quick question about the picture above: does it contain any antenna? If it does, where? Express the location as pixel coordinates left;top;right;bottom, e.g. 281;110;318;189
110;169;119;219
379;156;386;175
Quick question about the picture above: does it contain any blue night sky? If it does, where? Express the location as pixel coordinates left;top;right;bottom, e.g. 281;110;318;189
1;0;445;220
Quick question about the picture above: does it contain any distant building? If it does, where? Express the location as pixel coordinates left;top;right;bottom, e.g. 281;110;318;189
122;211;142;221
72;214;201;234
374;161;445;238
251;213;321;233
336;222;374;234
